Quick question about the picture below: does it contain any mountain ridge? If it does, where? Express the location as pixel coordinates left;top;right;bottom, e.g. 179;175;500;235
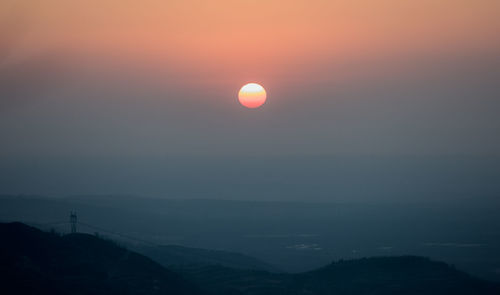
0;222;203;295
1;222;499;295
136;244;281;273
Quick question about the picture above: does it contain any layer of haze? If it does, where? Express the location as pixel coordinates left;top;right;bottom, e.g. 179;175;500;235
1;0;500;200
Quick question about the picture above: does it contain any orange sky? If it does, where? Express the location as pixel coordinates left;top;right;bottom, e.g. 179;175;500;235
1;0;500;158
2;0;499;85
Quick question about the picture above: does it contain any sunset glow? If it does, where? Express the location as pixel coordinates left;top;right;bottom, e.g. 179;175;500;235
2;2;500;290
2;0;499;90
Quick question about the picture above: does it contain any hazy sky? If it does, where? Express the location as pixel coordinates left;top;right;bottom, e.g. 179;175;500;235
1;0;500;157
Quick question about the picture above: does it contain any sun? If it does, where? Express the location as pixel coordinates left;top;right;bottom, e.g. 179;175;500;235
238;83;267;109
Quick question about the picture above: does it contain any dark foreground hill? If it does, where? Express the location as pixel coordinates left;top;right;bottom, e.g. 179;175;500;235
179;257;500;295
291;256;500;295
1;222;499;295
0;222;203;295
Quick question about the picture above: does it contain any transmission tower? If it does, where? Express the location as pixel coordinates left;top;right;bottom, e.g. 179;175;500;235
70;211;77;233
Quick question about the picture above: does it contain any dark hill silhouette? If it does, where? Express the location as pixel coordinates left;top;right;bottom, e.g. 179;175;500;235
289;256;500;295
178;258;500;295
0;222;203;295
1;222;499;295
136;245;280;273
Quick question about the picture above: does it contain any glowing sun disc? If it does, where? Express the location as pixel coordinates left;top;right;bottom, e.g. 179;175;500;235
238;83;267;108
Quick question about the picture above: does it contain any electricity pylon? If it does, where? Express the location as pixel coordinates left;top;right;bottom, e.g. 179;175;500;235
70;211;77;233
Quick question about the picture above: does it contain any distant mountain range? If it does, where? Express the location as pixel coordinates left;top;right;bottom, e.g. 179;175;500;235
2;195;500;280
1;222;499;295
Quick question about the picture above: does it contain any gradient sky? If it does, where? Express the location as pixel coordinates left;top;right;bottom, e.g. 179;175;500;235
1;0;500;157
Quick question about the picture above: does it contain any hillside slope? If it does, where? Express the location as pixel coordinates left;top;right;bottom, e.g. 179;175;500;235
0;222;203;295
1;222;499;295
179;257;500;295
290;256;500;295
136;245;280;272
